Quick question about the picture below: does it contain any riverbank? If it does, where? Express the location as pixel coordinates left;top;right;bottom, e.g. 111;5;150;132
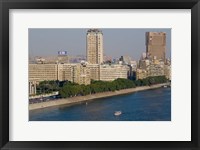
29;83;169;110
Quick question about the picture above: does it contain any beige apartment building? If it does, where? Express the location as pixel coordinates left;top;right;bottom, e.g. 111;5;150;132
136;58;171;80
87;64;100;81
58;64;75;81
79;63;91;85
29;64;58;81
146;32;166;60
136;64;165;80
59;63;91;85
146;64;165;77
164;65;171;80
136;69;148;80
86;29;103;64
100;64;129;81
139;59;150;69
29;63;91;85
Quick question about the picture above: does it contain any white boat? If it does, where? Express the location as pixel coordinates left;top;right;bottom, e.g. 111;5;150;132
163;85;167;88
114;111;122;116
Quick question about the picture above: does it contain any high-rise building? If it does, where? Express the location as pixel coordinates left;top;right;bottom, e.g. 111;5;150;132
146;32;166;60
86;29;103;64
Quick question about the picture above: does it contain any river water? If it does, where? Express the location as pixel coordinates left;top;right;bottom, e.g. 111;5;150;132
29;87;171;121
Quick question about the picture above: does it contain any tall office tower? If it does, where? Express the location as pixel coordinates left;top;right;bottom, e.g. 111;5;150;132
146;32;166;60
87;29;103;64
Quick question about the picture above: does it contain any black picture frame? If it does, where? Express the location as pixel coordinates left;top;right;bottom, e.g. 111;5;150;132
0;0;200;149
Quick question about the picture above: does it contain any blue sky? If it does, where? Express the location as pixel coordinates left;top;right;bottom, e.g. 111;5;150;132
29;28;171;60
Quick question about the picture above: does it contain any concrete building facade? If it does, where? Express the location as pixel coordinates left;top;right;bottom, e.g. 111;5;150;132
146;64;165;77
86;29;103;64
87;64;100;81
100;64;129;81
29;64;58;81
164;65;171;80
136;69;148;80
136;57;171;80
146;32;166;60
29;63;91;86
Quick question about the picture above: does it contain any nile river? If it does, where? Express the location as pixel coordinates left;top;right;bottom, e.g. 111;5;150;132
29;87;171;121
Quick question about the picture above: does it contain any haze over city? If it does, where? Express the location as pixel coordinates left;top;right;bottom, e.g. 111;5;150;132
29;28;171;60
29;28;171;121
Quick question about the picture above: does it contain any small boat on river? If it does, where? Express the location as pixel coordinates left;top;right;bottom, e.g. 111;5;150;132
114;111;122;116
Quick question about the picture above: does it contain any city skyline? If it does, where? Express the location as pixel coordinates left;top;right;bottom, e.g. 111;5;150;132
29;28;171;60
29;28;171;121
